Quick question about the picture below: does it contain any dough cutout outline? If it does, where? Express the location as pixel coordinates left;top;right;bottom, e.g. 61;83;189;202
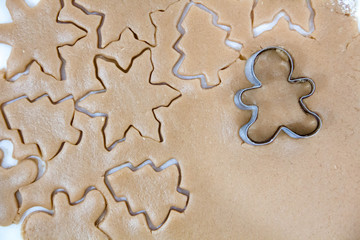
22;187;110;239
104;158;190;231
1;94;80;161
173;0;242;89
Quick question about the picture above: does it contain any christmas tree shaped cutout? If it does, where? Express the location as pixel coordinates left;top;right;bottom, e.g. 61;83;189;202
174;2;241;88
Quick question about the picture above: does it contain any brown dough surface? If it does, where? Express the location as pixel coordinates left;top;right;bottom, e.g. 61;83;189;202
0;0;360;239
151;2;360;239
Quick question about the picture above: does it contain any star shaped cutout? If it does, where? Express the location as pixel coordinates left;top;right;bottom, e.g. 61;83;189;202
78;50;180;147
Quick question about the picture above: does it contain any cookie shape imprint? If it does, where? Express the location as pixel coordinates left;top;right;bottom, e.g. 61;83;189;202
0;146;37;226
2;96;80;160
0;63;63;159
0;0;86;79
74;0;177;47
58;0;149;100
104;159;190;230
18;112;116;213
77;50;180;147
173;1;241;88
252;0;314;37
22;190;109;240
234;46;322;146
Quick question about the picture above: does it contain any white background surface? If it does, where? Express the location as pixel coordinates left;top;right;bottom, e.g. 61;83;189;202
0;0;359;239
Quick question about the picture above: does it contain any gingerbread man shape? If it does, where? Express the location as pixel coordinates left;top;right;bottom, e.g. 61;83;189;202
234;47;322;145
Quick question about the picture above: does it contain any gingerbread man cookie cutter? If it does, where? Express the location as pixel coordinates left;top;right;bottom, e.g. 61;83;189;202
234;46;322;146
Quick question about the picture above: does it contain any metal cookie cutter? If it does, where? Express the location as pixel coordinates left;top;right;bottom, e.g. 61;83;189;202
234;46;322;146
